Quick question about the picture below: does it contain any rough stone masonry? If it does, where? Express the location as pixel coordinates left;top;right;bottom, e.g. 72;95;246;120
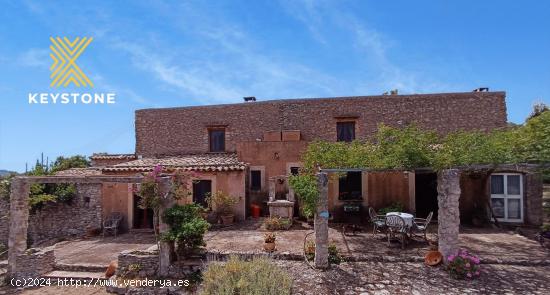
437;169;461;261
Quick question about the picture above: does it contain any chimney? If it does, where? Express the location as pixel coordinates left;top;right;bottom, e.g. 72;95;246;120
243;96;256;102
473;87;489;92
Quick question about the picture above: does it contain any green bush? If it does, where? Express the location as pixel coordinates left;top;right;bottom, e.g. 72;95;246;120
378;202;404;215
304;241;342;265
201;256;292;295
263;216;292;230
28;183;77;210
161;204;209;258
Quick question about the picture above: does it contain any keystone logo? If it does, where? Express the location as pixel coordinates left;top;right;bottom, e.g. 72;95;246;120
49;37;94;87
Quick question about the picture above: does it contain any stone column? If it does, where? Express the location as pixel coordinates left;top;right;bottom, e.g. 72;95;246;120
437;169;461;262
268;177;276;202
314;172;329;269
158;177;175;276
7;178;30;278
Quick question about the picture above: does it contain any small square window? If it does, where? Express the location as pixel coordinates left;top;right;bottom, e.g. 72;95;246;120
209;129;225;152
337;122;355;142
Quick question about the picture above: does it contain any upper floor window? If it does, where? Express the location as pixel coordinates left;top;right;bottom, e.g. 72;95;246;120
209;128;225;152
337;122;355;142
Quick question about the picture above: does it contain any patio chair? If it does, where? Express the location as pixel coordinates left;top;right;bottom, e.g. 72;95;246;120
385;215;408;249
103;212;123;238
368;207;386;236
412;211;433;242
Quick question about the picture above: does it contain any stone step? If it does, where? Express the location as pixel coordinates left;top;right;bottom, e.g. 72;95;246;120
129;228;154;234
43;270;105;281
55;262;106;273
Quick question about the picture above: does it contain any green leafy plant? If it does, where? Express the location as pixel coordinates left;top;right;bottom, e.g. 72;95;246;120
304;241;342;265
377;202;404;215
446;249;481;280
201;256;292;295
289;111;550;219
128;263;142;272
206;190;237;216
161;204;209;258
328;243;342;265
288;174;318;218
263;216;292;230
0;176;13;200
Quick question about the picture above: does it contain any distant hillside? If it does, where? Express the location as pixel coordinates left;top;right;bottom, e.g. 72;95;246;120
0;170;16;177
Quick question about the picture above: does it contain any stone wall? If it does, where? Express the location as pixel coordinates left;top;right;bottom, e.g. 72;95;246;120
117;249;202;279
117;249;159;278
0;197;9;249
27;183;102;245
135;92;507;157
524;173;543;226
12;246;55;280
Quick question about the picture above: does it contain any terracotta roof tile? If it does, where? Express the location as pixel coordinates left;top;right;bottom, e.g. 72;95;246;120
91;153;137;160
102;153;247;172
54;168;103;176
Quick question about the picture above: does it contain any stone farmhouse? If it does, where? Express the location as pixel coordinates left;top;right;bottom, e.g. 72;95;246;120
67;90;540;233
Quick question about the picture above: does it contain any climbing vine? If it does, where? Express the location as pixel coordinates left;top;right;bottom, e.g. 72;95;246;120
290;110;550;218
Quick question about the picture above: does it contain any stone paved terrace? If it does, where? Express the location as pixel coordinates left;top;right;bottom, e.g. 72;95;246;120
205;219;549;265
53;232;156;267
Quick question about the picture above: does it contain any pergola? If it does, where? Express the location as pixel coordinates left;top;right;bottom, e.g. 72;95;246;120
311;163;544;268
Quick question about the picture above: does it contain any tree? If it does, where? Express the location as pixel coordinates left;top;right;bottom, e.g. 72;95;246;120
50;155;90;173
528;102;549;120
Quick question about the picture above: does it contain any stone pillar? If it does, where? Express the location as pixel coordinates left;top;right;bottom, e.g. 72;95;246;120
524;172;543;226
437;169;461;262
158;177;175;276
314;172;329;269
268;177;276;201
7;178;30;278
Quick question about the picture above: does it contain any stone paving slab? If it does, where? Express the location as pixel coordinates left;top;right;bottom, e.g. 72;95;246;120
43;270;105;280
205;219;549;265
53;233;156;267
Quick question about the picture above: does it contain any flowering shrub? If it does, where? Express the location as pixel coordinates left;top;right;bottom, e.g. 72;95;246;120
446;249;481;279
264;232;276;243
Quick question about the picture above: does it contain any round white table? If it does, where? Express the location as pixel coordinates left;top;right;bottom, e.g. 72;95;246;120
386;212;414;227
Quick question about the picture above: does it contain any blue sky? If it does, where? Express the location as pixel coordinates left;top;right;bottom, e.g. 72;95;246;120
0;0;549;172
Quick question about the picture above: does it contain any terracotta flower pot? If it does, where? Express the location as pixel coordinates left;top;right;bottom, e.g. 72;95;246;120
220;214;234;225
264;242;276;252
425;250;443;266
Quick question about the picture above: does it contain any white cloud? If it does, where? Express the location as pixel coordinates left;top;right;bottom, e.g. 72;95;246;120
18;48;50;68
110;23;341;104
278;0;458;95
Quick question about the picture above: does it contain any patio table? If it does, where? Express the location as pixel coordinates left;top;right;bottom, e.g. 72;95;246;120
386;212;414;228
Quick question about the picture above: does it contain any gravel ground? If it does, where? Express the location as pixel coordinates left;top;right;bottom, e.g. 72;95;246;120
274;260;550;295
1;260;548;294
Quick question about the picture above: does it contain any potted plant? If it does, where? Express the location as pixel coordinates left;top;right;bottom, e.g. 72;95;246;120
206;191;238;225
264;232;276;252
